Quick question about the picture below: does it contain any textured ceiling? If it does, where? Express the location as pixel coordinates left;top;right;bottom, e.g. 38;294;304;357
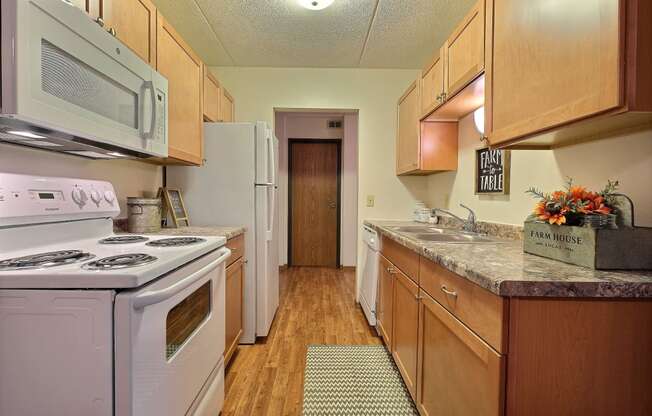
152;0;477;69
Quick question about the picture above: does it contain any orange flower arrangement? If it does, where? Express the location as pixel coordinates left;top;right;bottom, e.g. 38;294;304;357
526;179;619;226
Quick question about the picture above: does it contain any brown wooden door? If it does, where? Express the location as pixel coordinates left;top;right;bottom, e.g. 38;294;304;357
392;268;420;401
377;255;395;348
289;141;340;267
416;290;504;416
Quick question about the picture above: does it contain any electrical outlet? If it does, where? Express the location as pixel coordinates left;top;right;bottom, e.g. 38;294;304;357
366;195;375;207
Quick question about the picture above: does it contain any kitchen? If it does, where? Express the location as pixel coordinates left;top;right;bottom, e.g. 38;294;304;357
0;0;651;415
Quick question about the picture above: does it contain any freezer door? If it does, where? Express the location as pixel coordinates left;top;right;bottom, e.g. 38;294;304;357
255;122;276;186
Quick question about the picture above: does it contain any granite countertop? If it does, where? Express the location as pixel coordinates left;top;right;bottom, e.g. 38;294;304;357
365;220;652;298
145;226;245;240
114;221;245;240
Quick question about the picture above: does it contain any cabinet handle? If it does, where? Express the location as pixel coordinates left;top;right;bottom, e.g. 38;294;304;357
386;267;396;274
413;293;421;300
440;285;458;298
95;17;105;27
108;27;117;37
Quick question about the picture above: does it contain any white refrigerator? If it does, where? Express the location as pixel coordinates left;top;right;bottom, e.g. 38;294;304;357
167;122;279;343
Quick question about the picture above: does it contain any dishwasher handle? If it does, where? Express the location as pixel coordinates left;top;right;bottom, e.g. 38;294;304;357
132;247;231;310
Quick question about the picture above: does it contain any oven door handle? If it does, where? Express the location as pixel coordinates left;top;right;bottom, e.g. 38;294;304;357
132;247;231;310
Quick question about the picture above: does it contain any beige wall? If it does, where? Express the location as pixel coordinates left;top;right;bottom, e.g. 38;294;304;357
426;113;652;227
210;66;427;278
0;144;162;217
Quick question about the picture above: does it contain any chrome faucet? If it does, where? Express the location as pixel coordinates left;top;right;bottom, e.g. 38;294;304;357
432;204;477;233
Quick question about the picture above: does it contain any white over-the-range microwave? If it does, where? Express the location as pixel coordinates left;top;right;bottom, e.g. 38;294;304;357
0;0;168;159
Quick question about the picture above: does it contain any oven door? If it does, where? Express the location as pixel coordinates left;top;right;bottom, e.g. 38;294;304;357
114;247;229;416
1;0;168;157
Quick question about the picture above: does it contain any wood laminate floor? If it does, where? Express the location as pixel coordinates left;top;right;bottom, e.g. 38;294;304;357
222;267;382;416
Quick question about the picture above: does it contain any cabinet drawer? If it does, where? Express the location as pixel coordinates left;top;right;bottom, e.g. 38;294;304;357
226;234;244;266
380;235;419;283
419;257;506;353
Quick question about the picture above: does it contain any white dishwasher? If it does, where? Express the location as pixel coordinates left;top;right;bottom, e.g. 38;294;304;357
359;225;380;327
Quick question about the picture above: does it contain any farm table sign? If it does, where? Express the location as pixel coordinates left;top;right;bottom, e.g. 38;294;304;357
475;148;510;195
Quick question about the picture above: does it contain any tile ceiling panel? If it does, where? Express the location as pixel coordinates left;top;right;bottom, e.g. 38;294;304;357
360;0;477;69
194;0;377;68
151;0;478;69
153;0;234;65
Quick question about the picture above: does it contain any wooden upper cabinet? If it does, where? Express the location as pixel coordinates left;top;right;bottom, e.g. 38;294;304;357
156;12;204;165
377;255;395;349
416;291;504;416
203;65;221;122
392;269;420;401
445;0;485;97
420;47;446;118
486;0;652;148
396;81;421;174
221;87;235;122
397;80;458;176
103;0;157;66
69;0;102;19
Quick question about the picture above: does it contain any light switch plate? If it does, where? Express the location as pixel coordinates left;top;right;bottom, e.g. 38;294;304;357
366;195;375;207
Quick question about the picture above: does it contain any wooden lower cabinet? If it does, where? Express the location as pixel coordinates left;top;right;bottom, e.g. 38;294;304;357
391;269;420;400
224;240;245;366
377;255;394;348
416;290;504;416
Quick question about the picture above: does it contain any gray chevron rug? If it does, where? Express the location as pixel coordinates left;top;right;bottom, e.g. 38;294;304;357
303;345;418;415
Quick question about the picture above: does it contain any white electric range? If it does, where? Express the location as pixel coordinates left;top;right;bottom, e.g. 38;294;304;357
0;173;229;416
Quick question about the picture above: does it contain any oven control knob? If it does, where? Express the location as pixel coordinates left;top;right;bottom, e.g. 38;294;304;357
90;190;102;205
71;187;87;207
104;190;116;204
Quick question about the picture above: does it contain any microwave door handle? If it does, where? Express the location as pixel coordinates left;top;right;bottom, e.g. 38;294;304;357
132;247;230;310
140;81;156;140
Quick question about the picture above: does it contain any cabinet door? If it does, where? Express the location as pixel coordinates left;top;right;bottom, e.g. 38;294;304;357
203;66;221;122
486;0;622;145
221;87;235;122
156;13;204;165
445;0;485;97
396;80;420;175
104;0;157;66
69;0;102;19
392;269;420;400
225;258;244;365
377;256;394;348
417;291;504;416
421;47;446;117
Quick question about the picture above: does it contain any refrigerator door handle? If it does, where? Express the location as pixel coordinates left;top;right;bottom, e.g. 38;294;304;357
266;185;275;241
268;131;277;186
255;182;274;186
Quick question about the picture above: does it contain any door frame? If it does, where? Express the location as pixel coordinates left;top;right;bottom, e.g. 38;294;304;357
287;138;342;267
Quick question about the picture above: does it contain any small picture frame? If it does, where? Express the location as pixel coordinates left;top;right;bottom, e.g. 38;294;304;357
158;187;190;228
475;147;511;195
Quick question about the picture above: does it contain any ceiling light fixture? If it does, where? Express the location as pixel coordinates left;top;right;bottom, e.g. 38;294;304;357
473;106;485;135
298;0;334;10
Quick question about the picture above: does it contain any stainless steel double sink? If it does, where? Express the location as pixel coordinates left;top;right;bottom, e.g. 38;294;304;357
388;225;498;244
